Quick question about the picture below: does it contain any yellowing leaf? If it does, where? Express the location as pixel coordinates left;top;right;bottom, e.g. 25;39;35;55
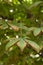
17;38;27;51
7;23;19;31
33;28;41;36
25;40;40;52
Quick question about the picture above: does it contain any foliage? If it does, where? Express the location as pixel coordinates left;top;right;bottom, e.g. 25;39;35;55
0;0;43;65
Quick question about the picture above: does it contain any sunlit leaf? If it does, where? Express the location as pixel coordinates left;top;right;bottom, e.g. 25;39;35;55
29;1;43;9
6;38;19;50
33;28;41;36
25;39;40;52
17;38;27;51
7;23;19;31
41;27;43;32
28;27;36;31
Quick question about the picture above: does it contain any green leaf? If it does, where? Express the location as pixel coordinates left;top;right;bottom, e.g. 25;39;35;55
6;38;19;50
33;28;41;36
17;38;27;51
28;27;35;31
25;40;40;52
41;27;43;32
29;1;43;9
2;22;8;29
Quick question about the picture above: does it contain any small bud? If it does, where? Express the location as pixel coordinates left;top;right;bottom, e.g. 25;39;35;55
9;47;13;51
9;9;13;13
36;19;39;22
16;35;19;39
35;54;39;58
0;42;1;45
9;0;12;2
5;19;8;22
41;10;43;13
4;34;7;36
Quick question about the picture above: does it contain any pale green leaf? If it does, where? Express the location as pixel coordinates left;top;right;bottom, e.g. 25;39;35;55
25;40;40;52
6;38;19;50
28;27;36;31
29;1;43;9
33;28;41;36
41;27;43;32
17;38;27;51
